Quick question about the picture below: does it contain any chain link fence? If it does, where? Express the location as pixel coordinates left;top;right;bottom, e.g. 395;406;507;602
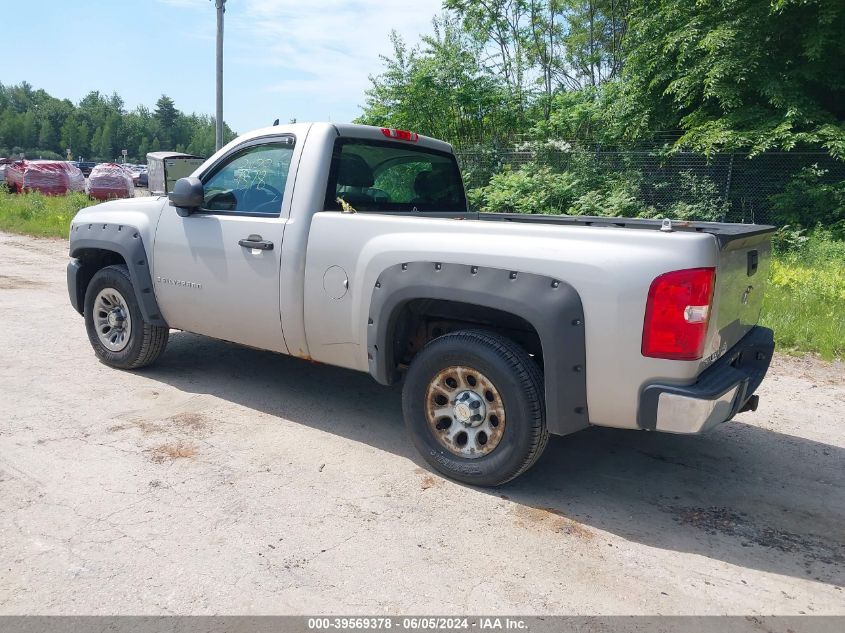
456;148;845;225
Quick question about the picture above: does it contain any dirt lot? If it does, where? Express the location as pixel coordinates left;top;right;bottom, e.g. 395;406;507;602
0;231;843;615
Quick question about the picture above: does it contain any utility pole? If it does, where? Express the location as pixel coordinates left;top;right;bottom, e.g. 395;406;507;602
215;0;226;151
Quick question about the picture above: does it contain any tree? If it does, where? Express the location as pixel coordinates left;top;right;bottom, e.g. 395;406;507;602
20;111;37;148
357;17;522;148
525;0;562;118
73;122;90;158
445;0;532;111
7;81;33;113
558;0;629;89
154;95;178;147
617;0;845;156
38;119;56;149
439;1;630;122
1;110;21;148
98;117;116;160
59;116;76;154
90;127;102;159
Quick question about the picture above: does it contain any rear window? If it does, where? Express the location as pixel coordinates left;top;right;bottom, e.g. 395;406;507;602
324;138;466;213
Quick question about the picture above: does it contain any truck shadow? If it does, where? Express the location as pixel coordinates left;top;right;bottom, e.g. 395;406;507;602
142;332;844;587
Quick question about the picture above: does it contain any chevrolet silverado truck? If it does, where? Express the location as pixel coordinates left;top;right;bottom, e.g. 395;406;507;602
67;122;775;486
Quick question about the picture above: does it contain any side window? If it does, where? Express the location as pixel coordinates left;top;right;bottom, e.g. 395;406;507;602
202;141;294;215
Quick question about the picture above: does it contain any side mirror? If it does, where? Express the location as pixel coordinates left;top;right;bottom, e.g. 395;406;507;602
169;177;203;216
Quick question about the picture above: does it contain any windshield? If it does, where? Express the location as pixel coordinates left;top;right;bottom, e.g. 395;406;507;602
325;138;466;213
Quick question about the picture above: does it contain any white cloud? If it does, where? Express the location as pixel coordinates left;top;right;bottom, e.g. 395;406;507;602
153;0;443;125
232;0;442;109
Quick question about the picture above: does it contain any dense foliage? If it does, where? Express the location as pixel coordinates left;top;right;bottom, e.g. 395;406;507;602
360;0;845;153
0;83;236;162
358;0;845;225
616;0;845;157
770;165;845;236
467;151;729;220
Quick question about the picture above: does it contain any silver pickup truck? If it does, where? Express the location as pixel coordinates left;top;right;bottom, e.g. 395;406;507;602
67;122;775;486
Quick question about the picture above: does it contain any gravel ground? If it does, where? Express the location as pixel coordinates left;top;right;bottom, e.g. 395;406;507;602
0;231;843;615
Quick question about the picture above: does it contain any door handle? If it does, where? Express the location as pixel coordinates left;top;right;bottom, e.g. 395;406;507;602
238;235;274;251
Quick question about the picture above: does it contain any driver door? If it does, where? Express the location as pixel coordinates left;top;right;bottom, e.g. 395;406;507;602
153;138;296;353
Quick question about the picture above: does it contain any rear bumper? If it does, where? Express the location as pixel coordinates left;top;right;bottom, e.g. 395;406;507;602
637;326;775;434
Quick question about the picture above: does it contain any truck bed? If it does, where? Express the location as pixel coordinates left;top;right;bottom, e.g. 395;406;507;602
374;210;776;246
479;213;776;247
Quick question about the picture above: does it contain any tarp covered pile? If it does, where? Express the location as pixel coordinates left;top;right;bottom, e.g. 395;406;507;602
87;163;135;200
5;160;85;195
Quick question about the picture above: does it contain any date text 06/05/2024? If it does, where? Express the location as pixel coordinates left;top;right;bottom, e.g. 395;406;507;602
306;617;528;630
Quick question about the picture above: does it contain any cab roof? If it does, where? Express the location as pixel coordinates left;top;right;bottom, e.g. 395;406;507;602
225;122;454;155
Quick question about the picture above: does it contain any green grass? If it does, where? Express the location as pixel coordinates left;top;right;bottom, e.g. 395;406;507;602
0;188;98;238
760;232;845;360
0;189;842;358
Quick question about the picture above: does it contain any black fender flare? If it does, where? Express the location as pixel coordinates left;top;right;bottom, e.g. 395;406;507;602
68;222;167;327
367;261;588;436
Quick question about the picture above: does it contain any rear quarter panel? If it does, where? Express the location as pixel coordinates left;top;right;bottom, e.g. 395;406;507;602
303;213;720;430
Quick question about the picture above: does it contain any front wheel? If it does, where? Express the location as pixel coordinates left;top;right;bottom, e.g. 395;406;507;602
84;264;169;369
402;329;549;486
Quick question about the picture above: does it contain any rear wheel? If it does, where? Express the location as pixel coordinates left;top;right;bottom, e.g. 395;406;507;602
402;329;548;486
84;264;169;369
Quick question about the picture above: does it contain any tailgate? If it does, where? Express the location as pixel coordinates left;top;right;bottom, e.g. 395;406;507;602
709;231;774;359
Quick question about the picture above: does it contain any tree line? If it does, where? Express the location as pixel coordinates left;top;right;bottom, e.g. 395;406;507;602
0;83;236;162
356;0;845;158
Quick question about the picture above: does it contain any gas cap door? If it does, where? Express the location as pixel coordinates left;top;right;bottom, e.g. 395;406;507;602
323;265;349;300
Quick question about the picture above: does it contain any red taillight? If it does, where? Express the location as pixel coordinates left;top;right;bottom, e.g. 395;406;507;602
381;127;419;142
642;267;715;361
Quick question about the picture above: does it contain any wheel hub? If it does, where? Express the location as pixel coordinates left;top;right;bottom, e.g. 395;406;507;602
454;390;486;427
107;309;125;329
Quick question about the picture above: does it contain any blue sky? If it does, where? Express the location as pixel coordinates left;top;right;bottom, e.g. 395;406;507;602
3;0;442;133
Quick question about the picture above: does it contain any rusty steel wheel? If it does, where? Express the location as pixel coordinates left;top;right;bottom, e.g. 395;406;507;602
425;366;506;458
402;329;548;487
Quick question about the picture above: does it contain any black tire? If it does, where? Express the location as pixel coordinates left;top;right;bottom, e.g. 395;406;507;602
84;264;169;369
402;329;549;486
